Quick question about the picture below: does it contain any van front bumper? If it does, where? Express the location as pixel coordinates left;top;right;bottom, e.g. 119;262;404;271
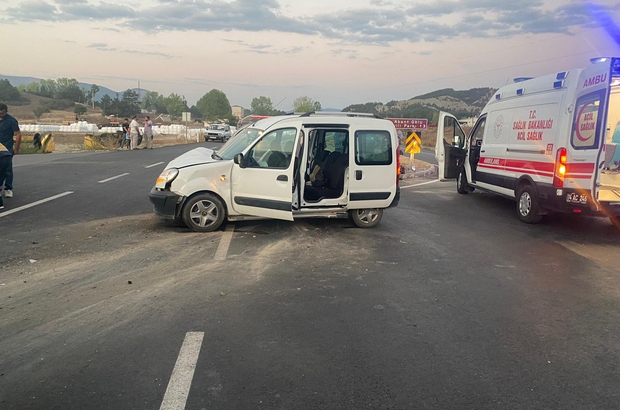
149;187;183;219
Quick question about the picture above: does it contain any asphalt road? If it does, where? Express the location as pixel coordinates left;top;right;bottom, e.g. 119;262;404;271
1;143;620;410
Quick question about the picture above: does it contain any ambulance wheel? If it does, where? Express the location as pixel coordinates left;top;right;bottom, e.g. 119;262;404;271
182;193;226;232
610;216;620;229
516;185;543;224
350;208;383;228
457;169;469;194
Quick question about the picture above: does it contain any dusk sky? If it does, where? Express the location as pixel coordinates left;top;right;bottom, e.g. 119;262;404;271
2;0;620;111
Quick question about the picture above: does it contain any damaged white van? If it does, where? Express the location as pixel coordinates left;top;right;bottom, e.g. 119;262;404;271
436;57;620;227
150;113;401;231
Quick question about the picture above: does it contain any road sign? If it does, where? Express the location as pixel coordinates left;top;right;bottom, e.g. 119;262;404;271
405;132;422;154
182;112;191;122
387;118;428;130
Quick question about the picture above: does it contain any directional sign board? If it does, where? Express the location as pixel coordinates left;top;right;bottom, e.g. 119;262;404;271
387;118;428;130
405;132;422;154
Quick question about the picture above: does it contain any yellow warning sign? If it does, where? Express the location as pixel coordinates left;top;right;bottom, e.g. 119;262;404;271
405;132;421;154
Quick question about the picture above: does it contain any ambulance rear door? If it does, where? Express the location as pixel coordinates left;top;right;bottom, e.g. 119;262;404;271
568;58;613;208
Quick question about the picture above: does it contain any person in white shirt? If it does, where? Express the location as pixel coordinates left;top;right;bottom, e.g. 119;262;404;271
129;115;140;150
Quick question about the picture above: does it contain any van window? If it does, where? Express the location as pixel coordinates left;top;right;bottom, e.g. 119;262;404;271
571;90;605;150
246;128;297;169
355;131;392;165
443;116;466;148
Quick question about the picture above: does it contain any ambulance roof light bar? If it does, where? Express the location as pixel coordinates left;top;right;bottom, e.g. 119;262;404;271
590;57;609;64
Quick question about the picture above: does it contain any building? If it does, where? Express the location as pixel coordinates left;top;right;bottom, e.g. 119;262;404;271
231;105;244;119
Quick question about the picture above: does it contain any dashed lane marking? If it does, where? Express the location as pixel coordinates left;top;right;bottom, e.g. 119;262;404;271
146;162;165;169
97;173;130;184
159;332;205;410
401;179;440;189
214;225;235;261
0;191;74;218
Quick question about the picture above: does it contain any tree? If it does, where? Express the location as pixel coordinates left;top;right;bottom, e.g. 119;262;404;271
33;104;50;121
250;96;273;116
164;93;187;120
294;96;322;113
118;89;140;116
190;105;202;120
99;94;114;115
74;104;87;116
196;89;232;122
55;78;84;102
0;79;21;101
90;84;100;108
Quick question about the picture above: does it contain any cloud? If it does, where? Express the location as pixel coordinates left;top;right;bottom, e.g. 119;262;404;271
2;0;617;44
123;49;174;59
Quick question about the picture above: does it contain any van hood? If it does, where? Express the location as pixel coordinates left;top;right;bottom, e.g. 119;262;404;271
166;147;220;169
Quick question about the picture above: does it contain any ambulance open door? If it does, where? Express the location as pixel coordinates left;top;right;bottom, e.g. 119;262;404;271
435;112;467;181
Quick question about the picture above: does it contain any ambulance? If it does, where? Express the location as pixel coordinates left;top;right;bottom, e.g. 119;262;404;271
435;57;620;227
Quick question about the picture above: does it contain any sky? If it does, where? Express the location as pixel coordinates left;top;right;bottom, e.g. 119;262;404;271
1;0;620;111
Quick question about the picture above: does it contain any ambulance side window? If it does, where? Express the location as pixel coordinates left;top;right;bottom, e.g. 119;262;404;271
471;117;486;147
571;90;605;150
443;116;466;149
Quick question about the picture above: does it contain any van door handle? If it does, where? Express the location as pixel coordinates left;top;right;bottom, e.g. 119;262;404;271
356;170;363;180
480;150;486;153
277;175;288;182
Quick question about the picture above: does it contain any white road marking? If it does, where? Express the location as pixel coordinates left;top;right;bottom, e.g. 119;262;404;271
214;225;235;261
159;332;205;410
0;191;74;218
97;173;130;184
401;179;440;189
146;162;165;169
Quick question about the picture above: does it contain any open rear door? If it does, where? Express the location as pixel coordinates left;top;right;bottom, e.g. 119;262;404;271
435;112;467;181
568;58;614;206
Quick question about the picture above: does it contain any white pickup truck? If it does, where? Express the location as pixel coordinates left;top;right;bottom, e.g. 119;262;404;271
204;124;231;142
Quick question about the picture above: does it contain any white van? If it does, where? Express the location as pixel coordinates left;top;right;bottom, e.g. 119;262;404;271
150;113;401;231
436;57;620;227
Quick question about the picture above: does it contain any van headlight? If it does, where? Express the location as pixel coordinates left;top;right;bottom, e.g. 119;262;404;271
156;168;179;189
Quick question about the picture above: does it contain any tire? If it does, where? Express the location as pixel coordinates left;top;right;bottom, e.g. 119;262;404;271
516;185;543;224
182;193;226;232
350;208;383;228
610;216;620;229
457;169;469;194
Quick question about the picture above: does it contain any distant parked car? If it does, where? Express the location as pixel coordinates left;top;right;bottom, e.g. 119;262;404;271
205;124;231;142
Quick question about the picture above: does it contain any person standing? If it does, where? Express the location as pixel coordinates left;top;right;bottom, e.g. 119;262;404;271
0;103;21;200
143;116;154;149
129;115;140;150
120;118;130;149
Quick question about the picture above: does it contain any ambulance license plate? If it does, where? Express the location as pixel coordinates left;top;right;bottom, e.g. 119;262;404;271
566;193;588;205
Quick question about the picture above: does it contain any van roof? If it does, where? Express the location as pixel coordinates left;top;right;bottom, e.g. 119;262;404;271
252;113;394;131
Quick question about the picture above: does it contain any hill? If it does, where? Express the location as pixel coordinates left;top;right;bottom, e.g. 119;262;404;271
7;91;105;124
343;87;497;121
0;74;145;101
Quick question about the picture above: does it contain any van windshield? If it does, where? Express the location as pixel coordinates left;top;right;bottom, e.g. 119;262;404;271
217;127;263;160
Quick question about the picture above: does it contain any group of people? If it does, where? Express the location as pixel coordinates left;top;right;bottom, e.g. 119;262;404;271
119;115;154;150
0;103;21;211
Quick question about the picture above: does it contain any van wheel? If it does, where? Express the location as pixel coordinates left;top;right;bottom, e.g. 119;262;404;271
610;216;620;229
516;185;543;224
457;170;469;194
182;193;226;232
350;208;383;228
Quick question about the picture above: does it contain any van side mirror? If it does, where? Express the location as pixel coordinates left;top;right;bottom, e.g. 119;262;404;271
234;153;245;168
